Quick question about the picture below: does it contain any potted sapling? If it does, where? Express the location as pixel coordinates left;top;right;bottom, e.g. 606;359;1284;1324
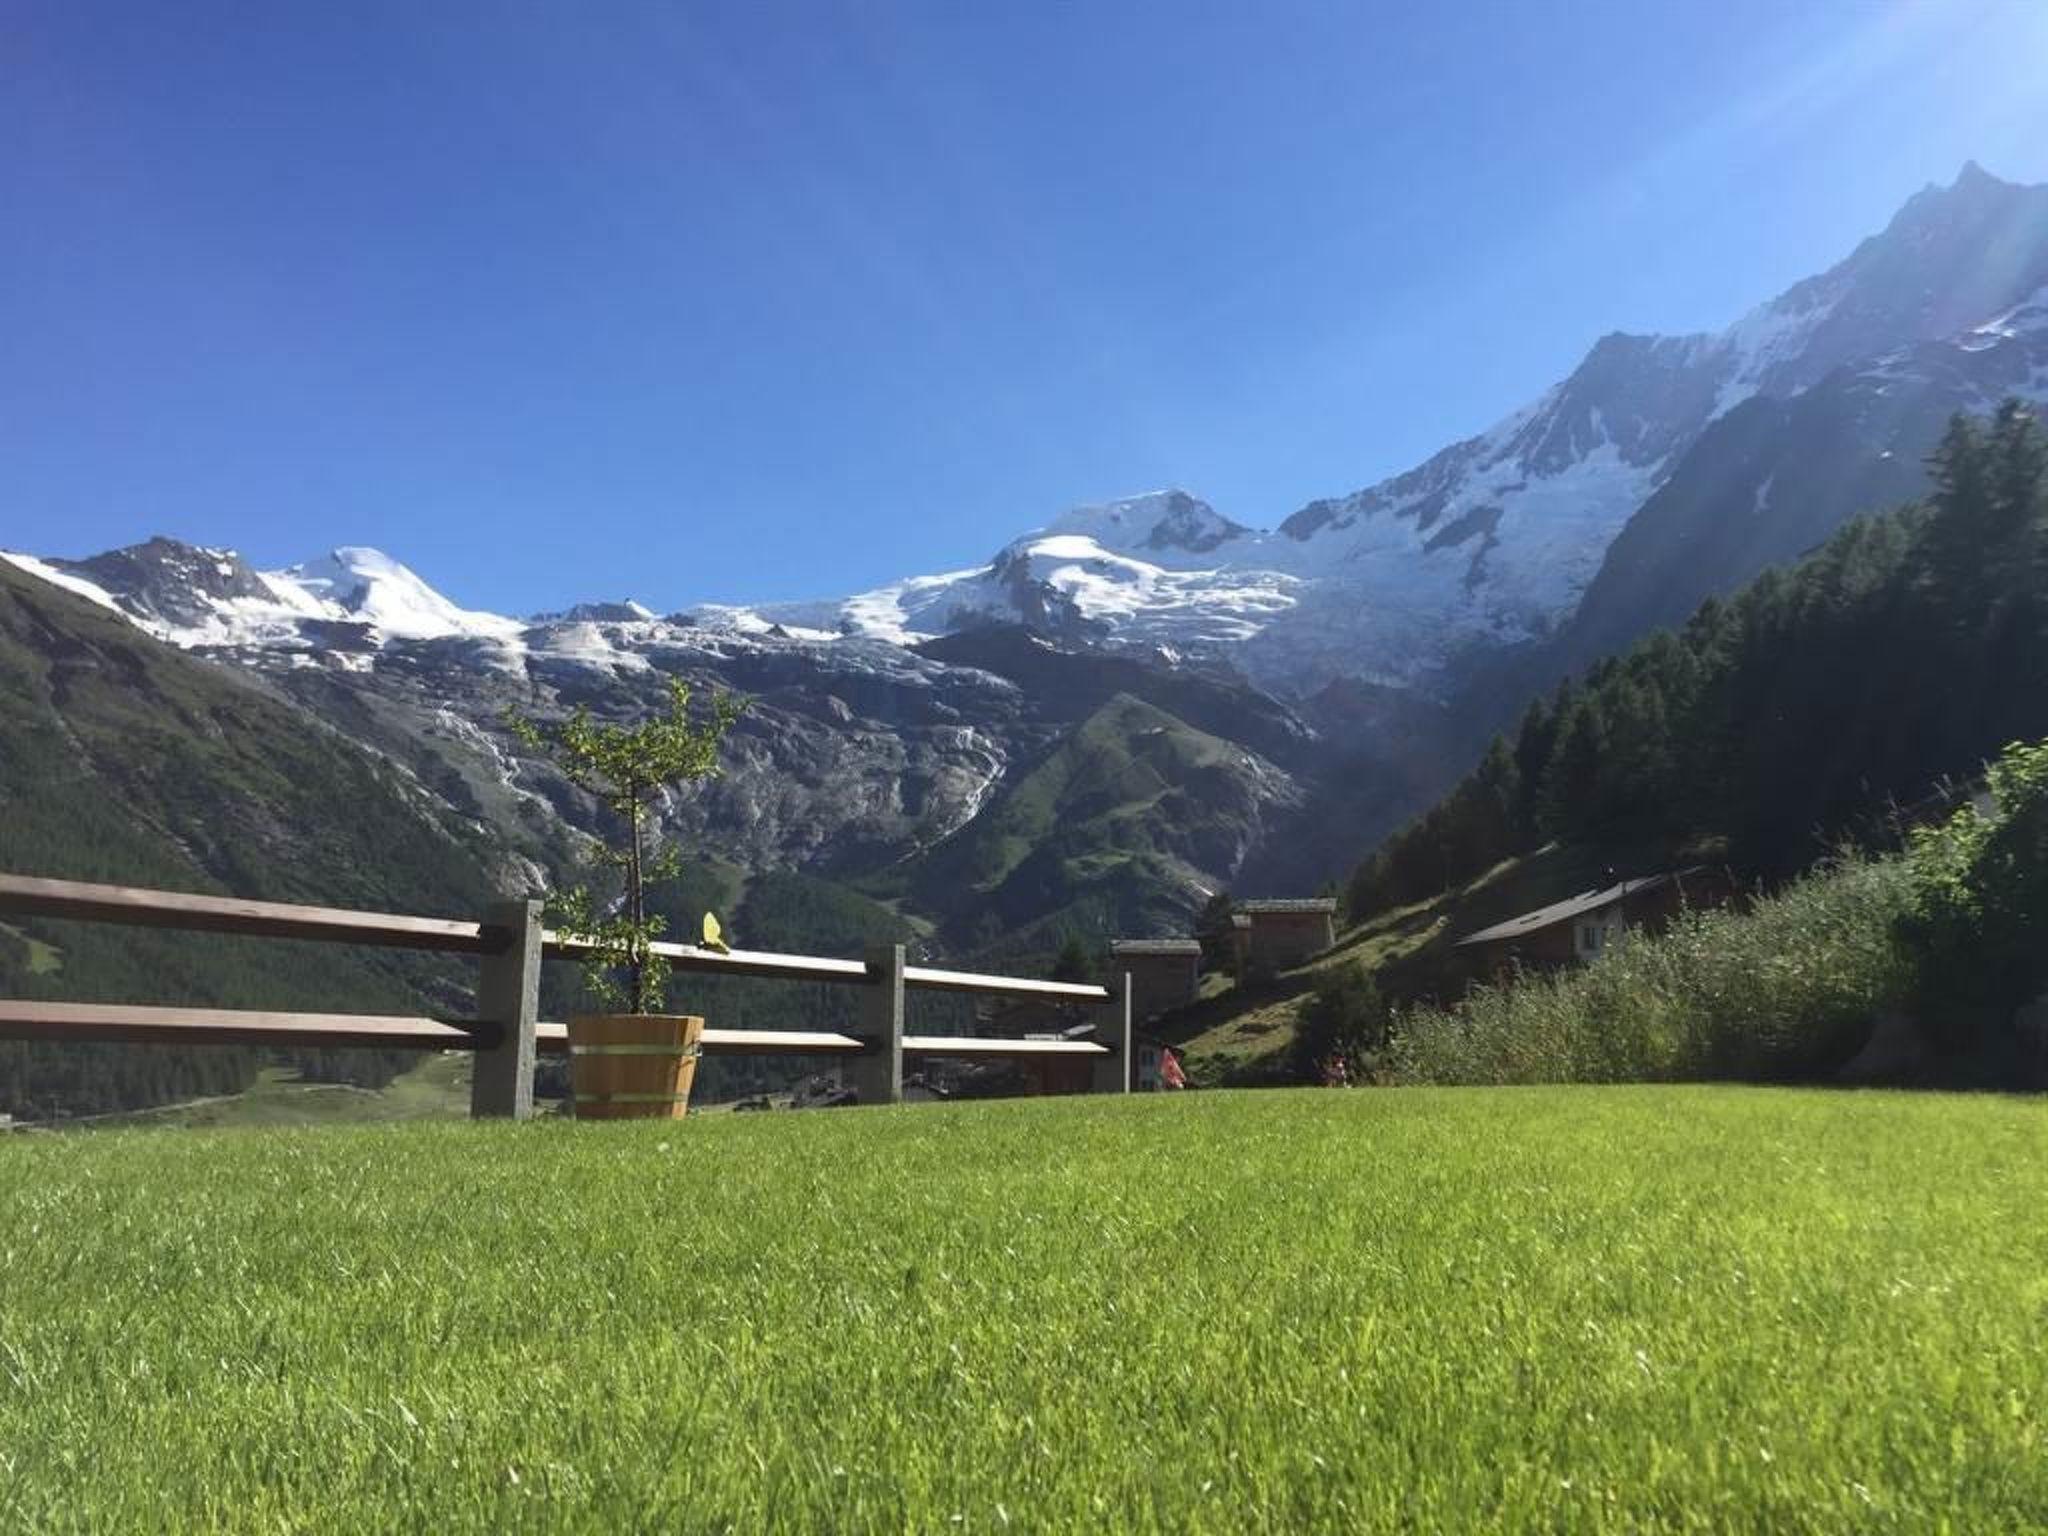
510;678;743;1118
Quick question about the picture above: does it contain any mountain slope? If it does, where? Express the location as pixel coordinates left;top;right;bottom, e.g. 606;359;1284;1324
1350;400;2048;919
0;559;515;926
0;558;523;1116
1535;171;2048;676
899;692;1303;954
1551;280;2048;673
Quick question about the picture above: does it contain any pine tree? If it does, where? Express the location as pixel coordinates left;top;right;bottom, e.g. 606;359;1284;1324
1986;400;2046;541
1051;933;1096;984
1539;699;1608;843
1919;412;1997;627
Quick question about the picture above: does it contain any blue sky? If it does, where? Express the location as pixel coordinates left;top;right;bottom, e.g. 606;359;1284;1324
4;1;2047;614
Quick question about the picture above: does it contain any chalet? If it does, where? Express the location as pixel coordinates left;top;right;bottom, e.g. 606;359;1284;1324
1236;898;1338;969
1453;867;1733;972
1109;938;1203;1023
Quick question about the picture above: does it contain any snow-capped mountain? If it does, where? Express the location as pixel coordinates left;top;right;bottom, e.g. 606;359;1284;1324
13;165;2045;707
734;491;1294;653
6;163;2048;923
706;162;2048;697
270;547;525;644
0;539;524;658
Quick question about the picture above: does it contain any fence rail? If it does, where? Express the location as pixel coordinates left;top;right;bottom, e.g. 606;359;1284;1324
0;874;1131;1118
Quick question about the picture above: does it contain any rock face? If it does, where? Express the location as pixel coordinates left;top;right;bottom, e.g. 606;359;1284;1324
1;526;1344;942
6;165;2048;940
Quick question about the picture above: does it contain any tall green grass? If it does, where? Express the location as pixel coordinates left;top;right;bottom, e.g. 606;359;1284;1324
1395;856;1915;1086
2;1088;2044;1531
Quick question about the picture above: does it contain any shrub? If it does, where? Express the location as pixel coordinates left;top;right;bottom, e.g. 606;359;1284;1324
1394;855;1916;1086
1289;964;1390;1080
1897;739;2048;1050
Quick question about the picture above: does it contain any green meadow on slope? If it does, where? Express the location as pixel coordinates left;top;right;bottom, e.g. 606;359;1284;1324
902;693;1285;957
2;1088;2042;1533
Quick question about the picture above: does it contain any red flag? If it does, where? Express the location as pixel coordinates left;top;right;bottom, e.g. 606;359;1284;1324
1160;1048;1187;1090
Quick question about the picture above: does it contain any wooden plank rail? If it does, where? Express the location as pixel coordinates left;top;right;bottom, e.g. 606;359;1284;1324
0;1000;497;1051
0;1003;866;1057
0;872;1135;1114
544;929;1112;1003
0;874;499;955
543;930;870;985
902;1035;1108;1057
901;965;1109;1003
0;876;1113;1002
533;1022;866;1056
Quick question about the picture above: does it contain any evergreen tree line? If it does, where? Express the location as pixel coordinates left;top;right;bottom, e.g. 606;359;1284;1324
1350;402;2048;916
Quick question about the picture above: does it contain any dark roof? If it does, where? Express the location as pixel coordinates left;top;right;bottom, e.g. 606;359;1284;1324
1237;898;1338;915
1111;938;1203;956
1453;868;1704;948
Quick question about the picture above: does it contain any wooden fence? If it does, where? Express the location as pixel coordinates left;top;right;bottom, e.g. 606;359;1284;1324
0;874;1131;1119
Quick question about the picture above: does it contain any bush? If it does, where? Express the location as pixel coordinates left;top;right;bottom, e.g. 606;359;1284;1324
1289;964;1390;1081
1897;739;2048;1050
1394;855;1916;1086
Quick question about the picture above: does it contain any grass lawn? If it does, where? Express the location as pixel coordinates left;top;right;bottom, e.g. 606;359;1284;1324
1;1087;2043;1531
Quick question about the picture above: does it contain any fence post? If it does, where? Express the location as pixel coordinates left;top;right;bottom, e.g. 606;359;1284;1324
471;897;543;1120
849;942;905;1106
1092;968;1131;1095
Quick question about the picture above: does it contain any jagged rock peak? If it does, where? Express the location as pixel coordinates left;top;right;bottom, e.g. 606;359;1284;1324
1029;490;1253;558
530;600;658;625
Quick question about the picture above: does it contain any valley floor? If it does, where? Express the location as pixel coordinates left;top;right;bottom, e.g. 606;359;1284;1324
0;1088;2042;1532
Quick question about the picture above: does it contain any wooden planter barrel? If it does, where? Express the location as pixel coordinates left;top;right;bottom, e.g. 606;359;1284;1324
568;1013;704;1119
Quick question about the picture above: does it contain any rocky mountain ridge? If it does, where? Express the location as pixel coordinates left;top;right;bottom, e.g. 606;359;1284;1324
741;163;2048;697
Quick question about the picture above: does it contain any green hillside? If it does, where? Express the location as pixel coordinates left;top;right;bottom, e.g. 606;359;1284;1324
907;693;1285;957
3;1089;2042;1531
0;561;513;1117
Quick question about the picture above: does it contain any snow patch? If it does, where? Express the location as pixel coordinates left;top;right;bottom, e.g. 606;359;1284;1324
1972;283;2048;342
0;551;143;623
267;548;524;643
528;621;652;674
1712;293;1837;418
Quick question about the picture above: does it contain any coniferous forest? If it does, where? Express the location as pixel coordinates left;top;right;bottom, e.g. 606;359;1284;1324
1350;402;2048;915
